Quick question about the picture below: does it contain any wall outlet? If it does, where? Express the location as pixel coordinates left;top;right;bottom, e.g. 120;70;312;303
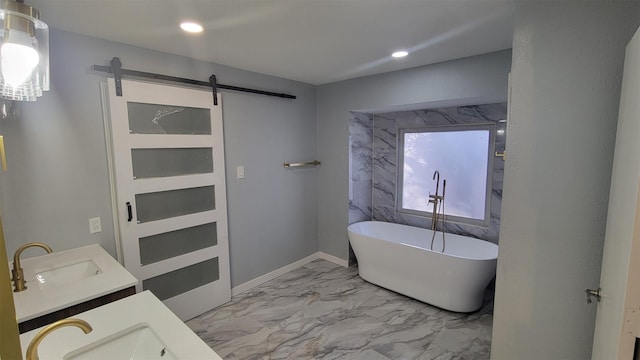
89;217;102;234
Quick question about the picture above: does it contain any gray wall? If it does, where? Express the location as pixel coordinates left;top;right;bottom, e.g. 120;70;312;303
317;50;511;260
491;2;640;359
0;29;318;287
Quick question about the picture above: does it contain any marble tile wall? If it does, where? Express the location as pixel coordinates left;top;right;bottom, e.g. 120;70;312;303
348;104;507;244
348;112;374;265
348;112;374;226
372;103;507;243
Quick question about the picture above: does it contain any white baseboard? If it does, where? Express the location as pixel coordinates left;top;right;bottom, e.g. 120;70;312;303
231;253;319;296
318;251;349;267
231;251;348;296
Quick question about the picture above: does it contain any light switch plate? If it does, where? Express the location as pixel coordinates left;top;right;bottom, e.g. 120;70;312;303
237;166;245;179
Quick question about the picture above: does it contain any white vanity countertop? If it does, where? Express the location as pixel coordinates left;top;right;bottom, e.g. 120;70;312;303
13;244;138;322
20;290;223;359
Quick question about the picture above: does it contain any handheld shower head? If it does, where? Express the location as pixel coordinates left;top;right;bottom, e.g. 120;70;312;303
433;170;440;196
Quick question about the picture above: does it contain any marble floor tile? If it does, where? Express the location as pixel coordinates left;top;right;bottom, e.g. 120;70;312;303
186;260;493;360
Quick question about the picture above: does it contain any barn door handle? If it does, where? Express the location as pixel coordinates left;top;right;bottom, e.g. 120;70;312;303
126;202;132;222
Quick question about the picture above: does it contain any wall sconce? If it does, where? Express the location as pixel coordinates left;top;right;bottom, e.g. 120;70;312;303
0;0;48;101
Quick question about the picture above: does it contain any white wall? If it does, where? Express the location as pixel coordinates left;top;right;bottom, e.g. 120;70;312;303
316;50;511;260
491;2;640;359
0;29;318;287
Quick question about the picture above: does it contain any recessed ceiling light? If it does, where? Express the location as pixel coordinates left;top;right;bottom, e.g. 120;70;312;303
180;21;203;33
392;51;409;58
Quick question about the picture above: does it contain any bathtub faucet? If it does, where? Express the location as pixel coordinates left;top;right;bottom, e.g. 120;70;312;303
428;170;445;231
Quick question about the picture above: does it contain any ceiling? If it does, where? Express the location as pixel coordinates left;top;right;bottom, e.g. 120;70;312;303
27;0;515;85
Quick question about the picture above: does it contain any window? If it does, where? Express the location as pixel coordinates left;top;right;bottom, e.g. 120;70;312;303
398;124;495;226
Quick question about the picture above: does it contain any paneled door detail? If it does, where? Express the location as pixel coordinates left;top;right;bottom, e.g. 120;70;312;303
106;79;230;320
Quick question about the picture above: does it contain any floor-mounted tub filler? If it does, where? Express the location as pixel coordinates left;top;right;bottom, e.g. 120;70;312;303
347;221;498;312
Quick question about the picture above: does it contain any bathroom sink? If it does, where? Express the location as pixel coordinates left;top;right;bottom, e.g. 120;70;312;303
35;260;102;288
14;245;139;324
19;291;222;360
63;323;175;360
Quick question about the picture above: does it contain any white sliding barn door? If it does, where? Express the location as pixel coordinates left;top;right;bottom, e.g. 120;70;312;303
105;79;230;321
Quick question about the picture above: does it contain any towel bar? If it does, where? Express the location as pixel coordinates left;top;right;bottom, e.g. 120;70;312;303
283;160;321;168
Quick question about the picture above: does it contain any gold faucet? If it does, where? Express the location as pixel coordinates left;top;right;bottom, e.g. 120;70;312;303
25;318;92;360
12;242;53;292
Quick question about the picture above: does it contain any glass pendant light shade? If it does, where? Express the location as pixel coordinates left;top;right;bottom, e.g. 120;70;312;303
0;1;48;101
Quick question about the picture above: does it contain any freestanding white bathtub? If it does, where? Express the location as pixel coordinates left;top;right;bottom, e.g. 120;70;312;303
347;221;498;312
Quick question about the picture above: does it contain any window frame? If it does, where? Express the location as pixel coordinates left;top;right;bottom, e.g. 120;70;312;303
396;123;496;228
